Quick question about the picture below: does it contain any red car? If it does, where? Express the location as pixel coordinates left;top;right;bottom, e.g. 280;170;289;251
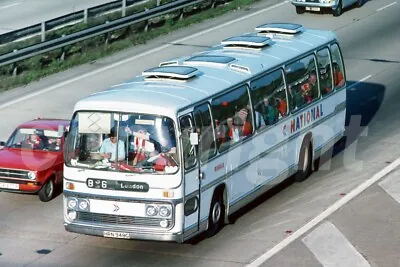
0;118;70;202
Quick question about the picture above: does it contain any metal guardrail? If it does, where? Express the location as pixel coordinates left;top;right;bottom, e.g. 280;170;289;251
0;0;203;67
0;0;148;44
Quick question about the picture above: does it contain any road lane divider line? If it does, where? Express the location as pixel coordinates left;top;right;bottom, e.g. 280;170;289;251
246;156;400;267
302;221;371;267
0;3;21;10
377;1;397;12
0;1;289;110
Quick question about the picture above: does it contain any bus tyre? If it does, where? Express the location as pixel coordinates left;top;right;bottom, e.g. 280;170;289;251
296;6;305;14
205;192;224;237
294;142;312;182
357;0;363;7
39;178;55;202
332;0;342;16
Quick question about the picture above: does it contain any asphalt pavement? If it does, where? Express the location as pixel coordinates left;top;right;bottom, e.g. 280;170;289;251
0;0;399;266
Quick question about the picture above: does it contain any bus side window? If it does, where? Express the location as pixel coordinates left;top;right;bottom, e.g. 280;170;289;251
316;48;334;96
330;43;345;89
211;85;253;153
179;115;196;170
250;69;288;130
285;54;319;112
193;103;216;162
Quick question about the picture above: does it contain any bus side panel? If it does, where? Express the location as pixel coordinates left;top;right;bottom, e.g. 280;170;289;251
183;169;201;236
311;89;346;160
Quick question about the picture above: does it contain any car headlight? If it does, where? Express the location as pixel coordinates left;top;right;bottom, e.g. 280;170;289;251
78;199;89;211
159;206;171;217
67;197;78;209
27;171;36;180
146;205;158;216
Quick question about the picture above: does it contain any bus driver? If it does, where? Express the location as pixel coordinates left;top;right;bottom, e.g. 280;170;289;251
99;128;125;162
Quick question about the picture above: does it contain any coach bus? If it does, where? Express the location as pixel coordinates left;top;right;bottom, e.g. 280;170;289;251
62;22;346;243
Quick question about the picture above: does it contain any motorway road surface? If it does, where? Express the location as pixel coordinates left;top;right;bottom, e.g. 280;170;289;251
0;0;400;266
0;0;115;34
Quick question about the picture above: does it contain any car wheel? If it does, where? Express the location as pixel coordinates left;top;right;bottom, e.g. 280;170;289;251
332;0;342;16
38;179;55;202
205;192;224;238
296;6;306;14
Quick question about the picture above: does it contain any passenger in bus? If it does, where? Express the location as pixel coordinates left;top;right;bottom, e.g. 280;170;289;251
236;107;253;136
258;95;278;125
127;126;156;166
226;117;240;143
300;71;317;103
99;128;125;162
254;109;266;129
333;62;344;87
288;84;305;110
215;119;228;145
319;66;332;95
275;97;287;118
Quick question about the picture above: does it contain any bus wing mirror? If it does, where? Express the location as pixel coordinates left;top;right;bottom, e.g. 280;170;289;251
58;125;65;137
189;132;199;146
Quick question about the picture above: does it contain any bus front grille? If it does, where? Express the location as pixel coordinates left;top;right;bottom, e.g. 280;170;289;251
76;211;172;229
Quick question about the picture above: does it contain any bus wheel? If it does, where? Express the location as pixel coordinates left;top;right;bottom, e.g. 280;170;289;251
205;192;224;237
294;141;312;182
39;178;55;202
357;0;364;7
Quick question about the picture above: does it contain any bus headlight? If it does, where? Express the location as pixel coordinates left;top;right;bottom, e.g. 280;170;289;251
78;199;89;211
67;210;77;221
67;197;78;209
159;206;171;217
146;205;158;216
160;220;169;228
27;171;36;180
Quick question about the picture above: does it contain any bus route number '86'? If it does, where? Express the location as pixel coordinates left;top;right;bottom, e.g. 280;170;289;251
87;178;108;189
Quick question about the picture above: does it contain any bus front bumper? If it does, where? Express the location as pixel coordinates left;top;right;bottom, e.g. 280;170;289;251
65;223;183;243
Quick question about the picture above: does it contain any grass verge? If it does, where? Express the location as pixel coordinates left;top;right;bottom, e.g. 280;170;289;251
0;0;265;92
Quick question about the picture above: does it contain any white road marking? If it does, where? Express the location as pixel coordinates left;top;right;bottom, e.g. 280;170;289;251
0;1;289;110
302;221;371;267
377;1;397;12
348;74;372;90
245;156;400;267
378;169;400;203
0;2;20;10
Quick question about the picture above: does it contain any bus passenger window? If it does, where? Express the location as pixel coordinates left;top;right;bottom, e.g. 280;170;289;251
330;43;345;89
250;69;288;129
285;54;319;111
316;48;334;96
194;104;216;162
211;85;253;152
179;115;196;170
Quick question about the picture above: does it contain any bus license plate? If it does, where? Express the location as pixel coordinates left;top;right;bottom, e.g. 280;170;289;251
0;182;19;190
103;231;130;239
306;7;320;11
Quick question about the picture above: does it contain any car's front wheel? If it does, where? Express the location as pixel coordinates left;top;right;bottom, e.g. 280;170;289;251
38;178;55;202
332;0;343;16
